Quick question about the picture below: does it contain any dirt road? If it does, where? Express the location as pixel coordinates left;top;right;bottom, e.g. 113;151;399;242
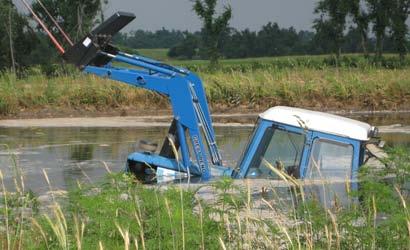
0;115;409;134
0;115;255;128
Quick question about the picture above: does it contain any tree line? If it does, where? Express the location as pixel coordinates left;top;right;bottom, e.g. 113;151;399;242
163;0;410;64
0;0;409;71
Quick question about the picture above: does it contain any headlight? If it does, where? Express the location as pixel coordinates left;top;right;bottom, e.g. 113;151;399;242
369;126;379;138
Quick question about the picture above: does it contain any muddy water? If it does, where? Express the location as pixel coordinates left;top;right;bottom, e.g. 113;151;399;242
0;114;409;194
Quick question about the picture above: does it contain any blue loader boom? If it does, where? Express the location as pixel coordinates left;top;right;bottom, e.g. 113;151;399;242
63;12;231;181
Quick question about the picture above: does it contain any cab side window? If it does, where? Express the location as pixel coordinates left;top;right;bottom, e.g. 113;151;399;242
306;139;353;179
246;128;305;179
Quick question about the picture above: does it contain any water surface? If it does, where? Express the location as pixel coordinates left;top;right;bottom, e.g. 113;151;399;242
0;114;409;194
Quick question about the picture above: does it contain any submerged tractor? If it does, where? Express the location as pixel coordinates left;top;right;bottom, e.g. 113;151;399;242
24;10;383;184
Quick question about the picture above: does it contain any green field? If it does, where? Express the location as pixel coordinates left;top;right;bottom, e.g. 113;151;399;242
138;48;171;61
138;48;410;69
0;54;410;117
0;53;409;249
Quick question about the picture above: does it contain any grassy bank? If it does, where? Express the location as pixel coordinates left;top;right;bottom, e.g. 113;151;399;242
1;55;410;118
0;147;409;249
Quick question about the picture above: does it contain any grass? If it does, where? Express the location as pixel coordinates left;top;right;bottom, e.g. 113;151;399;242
0;54;410;117
138;48;410;69
138;48;171;61
0;71;170;116
1;58;410;117
137;48;410;66
203;66;410;110
0;145;409;249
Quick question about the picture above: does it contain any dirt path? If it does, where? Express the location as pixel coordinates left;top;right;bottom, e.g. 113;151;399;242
0;115;409;134
0;115;254;128
2;105;410;121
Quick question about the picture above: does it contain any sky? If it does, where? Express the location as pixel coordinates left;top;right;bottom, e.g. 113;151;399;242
104;0;318;32
14;0;410;33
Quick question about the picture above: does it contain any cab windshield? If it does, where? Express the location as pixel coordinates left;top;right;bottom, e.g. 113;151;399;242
246;127;305;179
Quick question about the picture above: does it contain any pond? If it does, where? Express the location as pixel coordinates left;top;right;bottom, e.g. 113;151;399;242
0;113;409;194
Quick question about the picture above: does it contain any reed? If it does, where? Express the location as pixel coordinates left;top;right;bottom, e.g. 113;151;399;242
1;56;410;117
0;145;408;249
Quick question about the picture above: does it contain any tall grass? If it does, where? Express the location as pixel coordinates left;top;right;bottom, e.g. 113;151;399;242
204;66;410;111
0;63;409;117
0;69;169;116
0;145;409;249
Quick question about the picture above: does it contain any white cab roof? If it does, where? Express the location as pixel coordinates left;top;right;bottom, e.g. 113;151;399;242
259;106;372;141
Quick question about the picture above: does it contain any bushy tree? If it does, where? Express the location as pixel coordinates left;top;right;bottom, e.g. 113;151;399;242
366;0;394;59
192;0;232;68
313;0;350;59
32;0;106;42
167;32;199;59
114;29;186;49
343;27;367;53
223;28;258;58
389;0;410;61
348;0;370;56
0;0;36;71
257;23;294;56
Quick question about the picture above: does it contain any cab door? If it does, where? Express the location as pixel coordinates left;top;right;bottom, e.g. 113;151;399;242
235;119;311;179
300;132;361;207
301;131;361;180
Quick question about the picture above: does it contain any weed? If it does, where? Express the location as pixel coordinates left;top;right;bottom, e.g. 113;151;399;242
0;55;410;117
0;138;409;249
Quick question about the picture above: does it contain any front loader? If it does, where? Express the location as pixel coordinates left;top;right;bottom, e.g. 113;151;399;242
20;7;384;185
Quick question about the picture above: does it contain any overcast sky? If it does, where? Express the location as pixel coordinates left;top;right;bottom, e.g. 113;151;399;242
15;0;409;32
104;0;317;32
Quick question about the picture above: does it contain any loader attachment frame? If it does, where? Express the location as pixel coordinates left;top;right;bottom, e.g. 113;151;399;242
58;11;226;180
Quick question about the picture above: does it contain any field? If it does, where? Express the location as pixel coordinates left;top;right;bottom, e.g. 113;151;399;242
0;147;409;249
138;48;171;61
1;54;410;118
0;52;409;249
138;48;410;68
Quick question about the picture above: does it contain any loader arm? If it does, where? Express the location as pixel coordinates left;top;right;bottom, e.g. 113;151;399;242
63;13;227;180
84;53;223;179
19;6;231;180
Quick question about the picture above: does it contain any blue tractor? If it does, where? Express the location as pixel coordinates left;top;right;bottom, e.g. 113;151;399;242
26;11;383;184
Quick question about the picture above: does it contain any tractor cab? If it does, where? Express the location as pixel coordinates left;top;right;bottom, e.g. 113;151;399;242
234;106;379;181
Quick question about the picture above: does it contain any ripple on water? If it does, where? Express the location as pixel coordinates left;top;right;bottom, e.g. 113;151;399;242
0;115;408;194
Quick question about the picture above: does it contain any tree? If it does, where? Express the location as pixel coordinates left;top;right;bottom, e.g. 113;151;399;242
164;25;316;59
6;1;15;72
113;29;186;49
294;30;317;55
313;0;350;59
343;26;367;53
223;28;258;58
0;0;36;70
32;0;105;43
348;0;370;57
168;32;199;59
192;0;232;68
366;0;394;59
389;0;410;62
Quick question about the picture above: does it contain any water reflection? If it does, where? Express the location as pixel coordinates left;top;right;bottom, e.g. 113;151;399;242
70;144;95;161
0;121;409;194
